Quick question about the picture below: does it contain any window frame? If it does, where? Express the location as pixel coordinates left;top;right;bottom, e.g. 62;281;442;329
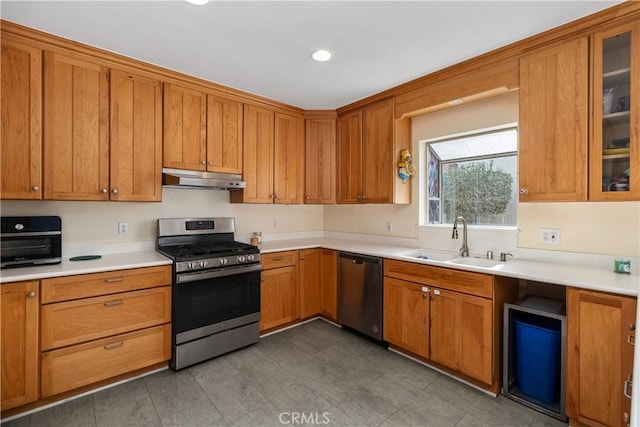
424;124;518;227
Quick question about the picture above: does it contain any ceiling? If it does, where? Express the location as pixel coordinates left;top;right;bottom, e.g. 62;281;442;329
1;1;623;110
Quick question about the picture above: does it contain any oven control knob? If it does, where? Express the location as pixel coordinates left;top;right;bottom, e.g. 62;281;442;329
238;255;246;263
199;260;208;268
188;262;197;269
219;258;228;265
247;254;255;262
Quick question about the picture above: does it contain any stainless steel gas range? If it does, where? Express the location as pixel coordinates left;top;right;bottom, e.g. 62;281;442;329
156;217;261;370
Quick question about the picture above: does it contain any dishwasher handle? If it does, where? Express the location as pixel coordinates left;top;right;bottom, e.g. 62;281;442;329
338;252;381;265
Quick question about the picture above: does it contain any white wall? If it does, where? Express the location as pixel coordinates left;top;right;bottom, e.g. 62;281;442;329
0;188;324;247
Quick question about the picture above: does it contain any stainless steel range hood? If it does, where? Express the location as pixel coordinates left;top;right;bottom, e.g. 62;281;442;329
162;168;246;190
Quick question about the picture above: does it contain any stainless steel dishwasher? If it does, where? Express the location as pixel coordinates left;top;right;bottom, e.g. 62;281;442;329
337;252;383;341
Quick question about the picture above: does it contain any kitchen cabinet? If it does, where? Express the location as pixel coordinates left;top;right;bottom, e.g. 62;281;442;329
110;69;163;201
589;21;640;201
43;52;162;201
40;266;171;398
336;98;411;204
566;288;636;427
304;118;336;203
232;106;304;204
1;281;39;411
518;37;589;202
260;251;299;331
164;85;243;174
163;83;206;171
383;277;429;358
43;51;110;200
0;40;42;200
430;287;493;384
299;249;323;319
207;94;243;174
321;249;338;320
383;259;517;392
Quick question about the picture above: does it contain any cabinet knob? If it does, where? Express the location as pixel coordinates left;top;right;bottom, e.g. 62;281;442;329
208;161;213;166
630;323;636;331
305;196;310;200
519;188;528;195
201;160;206;165
301;256;305;261
31;185;39;192
101;188;108;194
27;291;36;298
422;293;427;299
112;188;118;194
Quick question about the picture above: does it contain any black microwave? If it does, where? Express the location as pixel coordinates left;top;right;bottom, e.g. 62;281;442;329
1;216;62;269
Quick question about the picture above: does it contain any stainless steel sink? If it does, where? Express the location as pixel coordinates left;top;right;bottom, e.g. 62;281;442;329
444;257;505;270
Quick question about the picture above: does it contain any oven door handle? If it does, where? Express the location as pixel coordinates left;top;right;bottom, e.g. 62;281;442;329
176;263;262;284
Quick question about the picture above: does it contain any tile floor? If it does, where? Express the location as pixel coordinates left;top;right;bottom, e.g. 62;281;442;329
2;319;567;427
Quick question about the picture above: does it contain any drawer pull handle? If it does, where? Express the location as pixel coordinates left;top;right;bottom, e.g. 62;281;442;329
272;257;284;261
104;342;124;350
624;376;633;399
103;300;123;307
628;335;635;346
104;277;124;283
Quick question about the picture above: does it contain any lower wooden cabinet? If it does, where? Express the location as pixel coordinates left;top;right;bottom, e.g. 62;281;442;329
430;288;493;385
567;287;636;427
299;249;323;319
38;265;172;400
383;277;429;358
41;325;170;398
320;249;338;320
383;259;517;392
260;251;299;331
1;281;39;411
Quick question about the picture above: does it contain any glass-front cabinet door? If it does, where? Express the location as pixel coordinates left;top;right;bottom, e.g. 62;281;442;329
590;22;639;201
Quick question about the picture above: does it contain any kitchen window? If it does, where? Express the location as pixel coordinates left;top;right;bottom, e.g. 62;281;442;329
426;125;518;226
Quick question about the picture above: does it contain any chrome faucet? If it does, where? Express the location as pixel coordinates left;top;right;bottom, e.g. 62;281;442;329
452;216;469;257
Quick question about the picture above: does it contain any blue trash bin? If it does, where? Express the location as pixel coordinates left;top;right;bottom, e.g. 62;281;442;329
514;318;561;403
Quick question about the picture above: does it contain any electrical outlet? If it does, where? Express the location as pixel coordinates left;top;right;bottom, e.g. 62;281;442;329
385;221;392;233
118;222;129;235
271;218;278;229
539;228;560;245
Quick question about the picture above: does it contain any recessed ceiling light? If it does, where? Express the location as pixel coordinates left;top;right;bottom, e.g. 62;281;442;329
186;0;209;5
311;49;333;62
449;99;464;105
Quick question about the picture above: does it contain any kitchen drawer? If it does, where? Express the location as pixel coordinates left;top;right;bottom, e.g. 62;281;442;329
41;265;172;304
262;251;298;270
384;259;493;299
41;324;170;398
41;286;171;350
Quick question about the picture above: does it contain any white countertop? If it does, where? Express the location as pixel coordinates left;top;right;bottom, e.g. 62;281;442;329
0;251;172;283
260;237;640;297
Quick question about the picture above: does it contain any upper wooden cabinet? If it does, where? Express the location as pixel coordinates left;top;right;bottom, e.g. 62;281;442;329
519;37;589;202
336;109;362;203
164;86;244;175
1;40;42;200
589;21;640;201
207;95;243;174
232;106;304;204
1;281;39;411
42;53;161;201
163;83;207;171
110;70;163;201
43;52;110;200
336;98;410;204
274;112;305;204
304;118;336;204
567;288;636;427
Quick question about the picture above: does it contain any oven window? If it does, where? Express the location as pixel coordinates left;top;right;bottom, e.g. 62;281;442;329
1;236;60;262
174;270;260;335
